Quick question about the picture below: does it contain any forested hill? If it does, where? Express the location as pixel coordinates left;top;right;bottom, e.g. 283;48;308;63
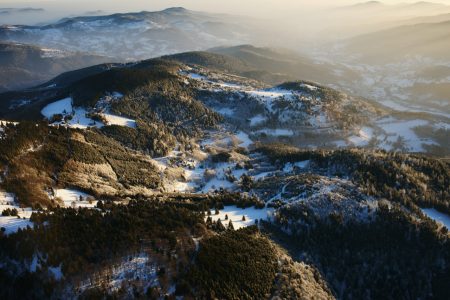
0;47;448;299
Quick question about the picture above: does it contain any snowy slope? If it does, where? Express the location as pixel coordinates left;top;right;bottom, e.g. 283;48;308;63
185;69;444;153
0;8;252;60
41;97;136;129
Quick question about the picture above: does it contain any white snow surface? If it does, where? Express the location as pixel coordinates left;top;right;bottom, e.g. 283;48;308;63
41;97;136;129
102;113;136;128
49;265;63;280
348;127;374;146
217;108;235;116
207;205;273;230
235;131;253;148
53;188;97;208
0;216;33;235
0;191;35;234
249;114;267;126
41;98;73;118
376;118;433;152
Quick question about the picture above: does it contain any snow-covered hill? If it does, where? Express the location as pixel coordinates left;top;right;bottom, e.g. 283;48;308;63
0;8;252;60
184;67;444;153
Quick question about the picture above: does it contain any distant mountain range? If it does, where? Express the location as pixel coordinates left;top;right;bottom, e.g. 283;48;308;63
0;42;110;91
0;7;253;61
343;19;450;62
339;1;450;13
319;1;450;40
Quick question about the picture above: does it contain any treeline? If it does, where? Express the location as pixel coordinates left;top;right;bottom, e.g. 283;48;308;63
0;199;278;299
0;200;204;299
180;227;278;299
70;59;180;107
267;203;450;299
150;191;265;211
256;144;450;215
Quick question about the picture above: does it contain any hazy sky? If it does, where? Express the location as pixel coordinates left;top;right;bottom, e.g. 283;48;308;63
1;0;450;25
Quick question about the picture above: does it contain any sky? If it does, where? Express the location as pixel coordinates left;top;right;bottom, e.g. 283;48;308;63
1;0;450;25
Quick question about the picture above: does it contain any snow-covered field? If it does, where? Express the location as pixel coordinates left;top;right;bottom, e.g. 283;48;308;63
41;98;73;118
207;205;273;230
0;215;33;235
422;208;450;229
41;97;136;129
0;187;98;235
53;188;97;208
102;113;136;128
0;191;34;234
376;118;435;152
41;98;99;129
348;127;374;147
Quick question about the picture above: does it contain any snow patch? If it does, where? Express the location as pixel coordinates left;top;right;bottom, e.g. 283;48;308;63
102;113;136;128
0;191;35;235
217;107;235;116
283;160;310;173
207;205;273;230
49;265;63;280
53;188;97;208
235;131;253;148
41;97;136;129
348;127;374;146
377;118;432;152
41;98;73;119
249;114;267;126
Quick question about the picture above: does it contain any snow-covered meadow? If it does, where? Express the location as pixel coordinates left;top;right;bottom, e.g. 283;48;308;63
0;191;34;234
53;188;98;208
207;205;273;230
41;97;136;129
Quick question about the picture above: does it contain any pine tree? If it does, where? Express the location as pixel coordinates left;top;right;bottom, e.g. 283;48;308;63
216;219;225;232
228;220;234;230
